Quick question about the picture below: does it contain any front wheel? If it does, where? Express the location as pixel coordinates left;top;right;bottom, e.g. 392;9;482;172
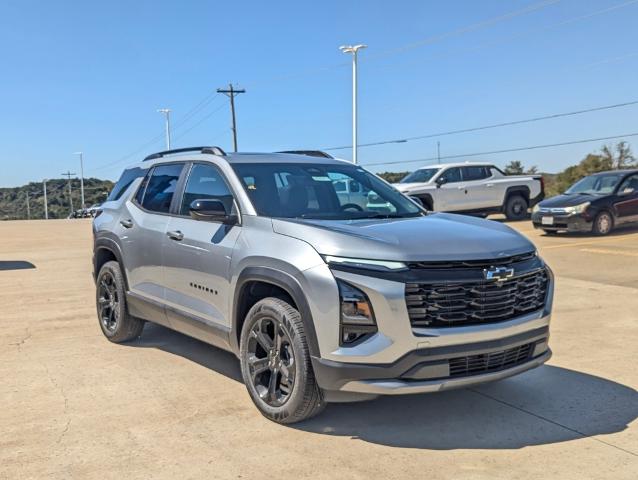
239;297;324;424
592;211;614;235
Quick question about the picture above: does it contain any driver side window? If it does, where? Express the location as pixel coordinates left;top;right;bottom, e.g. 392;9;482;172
618;174;638;194
179;164;234;216
439;167;462;184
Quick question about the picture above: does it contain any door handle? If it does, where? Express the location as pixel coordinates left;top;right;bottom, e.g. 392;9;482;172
166;230;184;241
120;219;133;228
486;183;495;188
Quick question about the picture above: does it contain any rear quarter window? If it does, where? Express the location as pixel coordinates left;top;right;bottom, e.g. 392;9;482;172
107;167;147;201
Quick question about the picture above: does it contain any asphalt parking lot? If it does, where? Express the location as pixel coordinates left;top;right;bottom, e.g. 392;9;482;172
1;218;637;479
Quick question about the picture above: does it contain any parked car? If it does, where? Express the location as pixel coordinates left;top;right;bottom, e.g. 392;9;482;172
532;169;638;235
93;147;553;424
394;162;544;220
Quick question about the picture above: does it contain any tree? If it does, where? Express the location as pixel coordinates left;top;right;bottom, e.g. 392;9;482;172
601;141;636;169
504;161;524;175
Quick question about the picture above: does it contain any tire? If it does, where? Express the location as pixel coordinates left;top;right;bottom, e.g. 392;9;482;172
239;297;325;424
504;194;529;221
592;211;614;236
95;261;144;343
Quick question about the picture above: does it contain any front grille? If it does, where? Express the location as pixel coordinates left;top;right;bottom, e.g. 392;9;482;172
449;343;534;377
406;268;549;328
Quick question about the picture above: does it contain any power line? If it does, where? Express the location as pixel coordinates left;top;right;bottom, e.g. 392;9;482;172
172;102;228;142
363;132;638;168
322;100;638;151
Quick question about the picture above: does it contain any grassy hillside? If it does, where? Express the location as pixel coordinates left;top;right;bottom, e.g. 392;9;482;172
0;178;114;220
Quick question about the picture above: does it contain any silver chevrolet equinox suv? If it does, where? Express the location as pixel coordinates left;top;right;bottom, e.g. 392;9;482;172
93;146;553;424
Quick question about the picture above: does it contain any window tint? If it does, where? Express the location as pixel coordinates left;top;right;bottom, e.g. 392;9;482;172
618;174;638;193
439;167;462;184
462;166;489;181
138;164;183;213
401;168;439;183
231;163;421;220
179;164;234;216
107;167;147;201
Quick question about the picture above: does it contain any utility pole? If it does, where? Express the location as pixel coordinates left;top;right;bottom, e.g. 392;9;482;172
43;179;49;220
74;152;85;208
437;141;441;164
339;44;367;164
157;109;172;150
217;83;245;152
61;171;76;214
25;191;31;220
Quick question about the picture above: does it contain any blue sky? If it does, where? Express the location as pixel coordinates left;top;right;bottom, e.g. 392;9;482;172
1;0;637;186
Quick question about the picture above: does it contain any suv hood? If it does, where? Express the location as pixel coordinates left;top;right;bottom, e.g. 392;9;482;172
539;193;600;208
272;213;534;262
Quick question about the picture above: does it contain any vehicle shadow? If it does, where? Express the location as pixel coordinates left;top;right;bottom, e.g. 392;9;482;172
126;324;637;451
0;260;36;271
296;365;638;450
129;322;243;382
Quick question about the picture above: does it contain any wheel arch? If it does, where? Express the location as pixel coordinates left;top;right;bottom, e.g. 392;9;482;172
231;266;320;358
414;193;434;210
93;236;128;290
504;185;531;207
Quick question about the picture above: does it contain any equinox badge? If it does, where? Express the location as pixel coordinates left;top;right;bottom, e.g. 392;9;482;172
484;266;515;282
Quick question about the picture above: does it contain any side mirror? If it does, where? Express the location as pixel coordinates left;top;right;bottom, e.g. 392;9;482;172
435;177;448;188
189;199;237;223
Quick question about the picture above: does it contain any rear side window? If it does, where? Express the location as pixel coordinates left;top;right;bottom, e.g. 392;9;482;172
136;164;184;213
107;167;146;201
462;166;489;181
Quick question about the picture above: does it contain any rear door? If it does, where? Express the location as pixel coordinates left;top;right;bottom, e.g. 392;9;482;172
614;173;638;223
121;163;185;324
162;162;242;345
460;166;494;209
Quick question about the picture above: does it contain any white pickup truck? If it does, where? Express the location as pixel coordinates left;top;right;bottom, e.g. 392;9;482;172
394;162;544;220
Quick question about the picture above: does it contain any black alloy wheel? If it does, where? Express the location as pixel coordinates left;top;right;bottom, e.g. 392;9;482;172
246;317;296;407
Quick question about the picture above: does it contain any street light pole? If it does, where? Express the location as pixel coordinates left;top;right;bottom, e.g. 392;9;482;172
74;151;85;208
339;44;367;164
158;108;172;150
43;179;48;220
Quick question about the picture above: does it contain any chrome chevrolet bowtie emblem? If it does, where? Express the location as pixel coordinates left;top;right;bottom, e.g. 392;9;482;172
484;266;514;282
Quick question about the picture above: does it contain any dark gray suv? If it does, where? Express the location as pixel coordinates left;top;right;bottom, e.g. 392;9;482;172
93;146;553;424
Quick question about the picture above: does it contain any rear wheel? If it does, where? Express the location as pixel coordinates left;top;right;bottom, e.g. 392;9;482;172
96;261;144;343
504;195;529;221
239;297;324;424
592;211;614;235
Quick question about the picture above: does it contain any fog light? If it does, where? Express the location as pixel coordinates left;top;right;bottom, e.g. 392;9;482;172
337;280;377;345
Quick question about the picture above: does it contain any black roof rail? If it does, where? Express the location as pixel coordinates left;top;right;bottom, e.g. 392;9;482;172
143;146;226;161
277;150;334;159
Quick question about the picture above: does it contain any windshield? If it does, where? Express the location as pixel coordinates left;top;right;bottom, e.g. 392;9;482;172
565;173;623;195
400;168;440;183
231;163;424;220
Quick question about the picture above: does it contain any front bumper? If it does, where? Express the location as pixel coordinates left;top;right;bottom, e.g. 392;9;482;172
532;211;592;232
312;324;551;396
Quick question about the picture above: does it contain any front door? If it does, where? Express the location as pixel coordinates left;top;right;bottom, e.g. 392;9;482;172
435;167;466;211
162;163;242;346
614;173;638;223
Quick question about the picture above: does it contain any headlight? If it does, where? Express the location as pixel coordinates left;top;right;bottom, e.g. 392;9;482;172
564;202;590;214
324;255;408;272
532;204;541;213
337;280;377;345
